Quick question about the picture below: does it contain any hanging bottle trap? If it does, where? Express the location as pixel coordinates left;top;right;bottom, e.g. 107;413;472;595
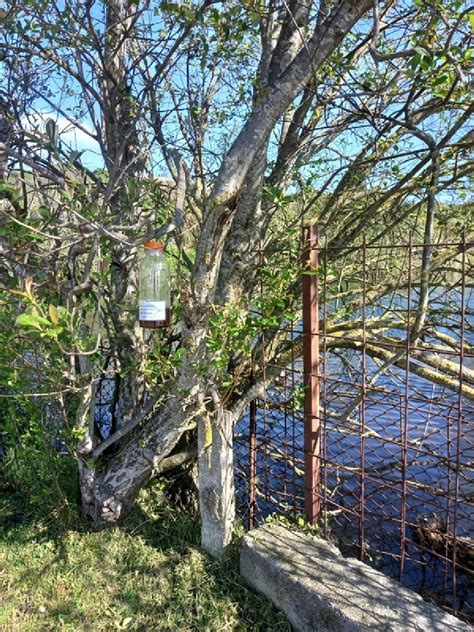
138;240;171;328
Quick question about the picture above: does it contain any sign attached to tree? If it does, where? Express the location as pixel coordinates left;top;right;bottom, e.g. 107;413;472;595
138;240;171;329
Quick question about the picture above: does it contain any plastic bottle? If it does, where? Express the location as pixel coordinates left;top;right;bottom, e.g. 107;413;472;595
138;240;170;328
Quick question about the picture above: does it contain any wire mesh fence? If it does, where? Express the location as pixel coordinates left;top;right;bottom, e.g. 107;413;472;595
234;228;474;622
94;351;117;441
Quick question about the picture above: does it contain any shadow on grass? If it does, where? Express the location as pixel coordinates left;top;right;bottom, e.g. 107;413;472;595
114;491;292;630
0;480;292;630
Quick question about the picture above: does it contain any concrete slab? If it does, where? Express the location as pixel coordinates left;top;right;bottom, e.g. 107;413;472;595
240;523;471;631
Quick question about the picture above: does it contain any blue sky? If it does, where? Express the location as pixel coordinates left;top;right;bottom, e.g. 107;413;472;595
3;0;472;207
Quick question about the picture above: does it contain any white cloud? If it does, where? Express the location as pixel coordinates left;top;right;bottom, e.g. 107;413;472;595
22;111;103;169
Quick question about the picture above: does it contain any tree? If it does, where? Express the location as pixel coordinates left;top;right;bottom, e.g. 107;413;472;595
0;1;472;555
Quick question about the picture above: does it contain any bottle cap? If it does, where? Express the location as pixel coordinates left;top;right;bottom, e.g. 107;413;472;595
144;239;164;250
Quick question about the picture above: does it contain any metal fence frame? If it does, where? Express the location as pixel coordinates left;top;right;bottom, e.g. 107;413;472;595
235;226;473;622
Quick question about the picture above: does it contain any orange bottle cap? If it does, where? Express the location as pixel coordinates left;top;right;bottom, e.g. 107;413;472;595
144;239;164;249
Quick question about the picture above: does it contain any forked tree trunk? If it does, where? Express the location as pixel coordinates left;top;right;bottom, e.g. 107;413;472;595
77;399;189;524
78;326;237;555
75;0;373;558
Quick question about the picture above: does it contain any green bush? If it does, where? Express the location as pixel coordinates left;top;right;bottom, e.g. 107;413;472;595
0;391;78;513
0;294;79;514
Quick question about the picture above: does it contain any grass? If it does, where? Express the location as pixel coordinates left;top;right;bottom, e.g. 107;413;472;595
0;482;291;631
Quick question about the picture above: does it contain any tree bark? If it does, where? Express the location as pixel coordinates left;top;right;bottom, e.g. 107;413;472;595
198;409;235;557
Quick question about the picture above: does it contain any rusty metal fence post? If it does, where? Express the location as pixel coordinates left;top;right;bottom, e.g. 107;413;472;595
302;225;321;524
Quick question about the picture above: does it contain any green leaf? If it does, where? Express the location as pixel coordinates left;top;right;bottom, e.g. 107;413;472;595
45;118;58;148
37;205;51;219
432;74;449;87
48;304;60;324
411;53;422;70
58;189;74;202
414;46;427;57
15;313;50;330
249;11;260;26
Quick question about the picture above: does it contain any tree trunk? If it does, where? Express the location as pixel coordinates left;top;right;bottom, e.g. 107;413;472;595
75;0;373;540
77;334;208;523
198;409;235;557
78;401;189;523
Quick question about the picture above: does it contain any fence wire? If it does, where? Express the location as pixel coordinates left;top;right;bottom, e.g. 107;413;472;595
235;231;474;623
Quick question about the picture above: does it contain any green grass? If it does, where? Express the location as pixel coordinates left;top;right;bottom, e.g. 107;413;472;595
0;483;291;631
